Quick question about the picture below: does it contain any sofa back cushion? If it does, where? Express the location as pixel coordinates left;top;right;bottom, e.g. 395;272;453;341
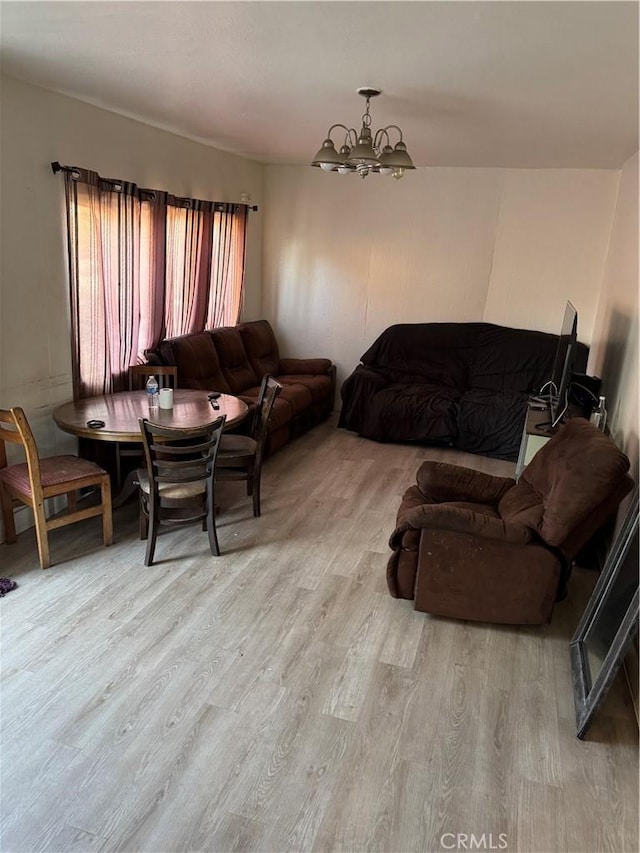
210;327;258;394
468;324;588;393
158;332;230;392
238;320;280;379
361;324;473;390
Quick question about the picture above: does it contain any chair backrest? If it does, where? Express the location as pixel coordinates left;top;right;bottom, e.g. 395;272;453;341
129;365;178;391
0;407;43;497
138;415;226;497
253;375;282;457
516;417;633;557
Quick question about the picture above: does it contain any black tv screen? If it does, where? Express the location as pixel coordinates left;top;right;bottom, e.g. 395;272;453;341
549;300;578;427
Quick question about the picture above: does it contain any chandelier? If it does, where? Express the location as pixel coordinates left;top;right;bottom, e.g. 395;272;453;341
311;88;416;179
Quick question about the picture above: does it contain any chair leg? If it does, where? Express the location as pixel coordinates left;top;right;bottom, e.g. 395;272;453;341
32;499;51;570
206;502;221;557
145;500;158;566
252;481;261;518
101;475;113;546
0;482;17;543
67;490;77;513
139;493;149;541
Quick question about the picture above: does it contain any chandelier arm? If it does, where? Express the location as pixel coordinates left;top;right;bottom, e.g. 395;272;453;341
327;123;353;139
382;124;404;142
373;128;390;149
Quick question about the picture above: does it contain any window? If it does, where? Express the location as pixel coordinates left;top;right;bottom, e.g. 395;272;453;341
62;167;247;397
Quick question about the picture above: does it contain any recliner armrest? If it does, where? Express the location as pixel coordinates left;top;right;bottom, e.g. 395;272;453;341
278;357;333;376
416;461;515;506
389;504;532;549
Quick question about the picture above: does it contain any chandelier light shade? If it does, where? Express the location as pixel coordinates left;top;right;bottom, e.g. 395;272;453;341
311;88;416;179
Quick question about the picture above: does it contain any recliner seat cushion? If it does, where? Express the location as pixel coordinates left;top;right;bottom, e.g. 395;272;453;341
278;374;333;404
277;383;313;415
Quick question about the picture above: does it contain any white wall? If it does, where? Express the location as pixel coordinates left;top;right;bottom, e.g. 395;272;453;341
263;165;619;394
588;151;639;477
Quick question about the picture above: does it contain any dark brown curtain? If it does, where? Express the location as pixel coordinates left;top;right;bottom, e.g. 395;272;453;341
62;166;248;398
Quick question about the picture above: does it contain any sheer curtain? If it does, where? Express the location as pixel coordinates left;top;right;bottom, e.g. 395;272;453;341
62;166;248;398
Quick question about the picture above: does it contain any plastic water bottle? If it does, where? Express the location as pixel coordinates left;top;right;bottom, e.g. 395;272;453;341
146;375;159;410
590;396;607;432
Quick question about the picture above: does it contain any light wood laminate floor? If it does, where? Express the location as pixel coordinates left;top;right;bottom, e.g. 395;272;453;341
1;416;638;853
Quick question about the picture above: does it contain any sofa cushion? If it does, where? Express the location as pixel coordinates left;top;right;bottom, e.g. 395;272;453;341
277;383;313;416
456;388;529;460
279;358;332;375
210;327;258;394
366;383;459;443
238;320;280;379
279;374;333;404
236;386;293;434
158;332;230;392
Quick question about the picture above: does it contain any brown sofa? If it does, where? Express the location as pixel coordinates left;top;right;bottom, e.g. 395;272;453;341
146;320;336;453
387;418;634;625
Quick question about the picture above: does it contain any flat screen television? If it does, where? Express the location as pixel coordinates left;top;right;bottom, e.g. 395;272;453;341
548;300;578;427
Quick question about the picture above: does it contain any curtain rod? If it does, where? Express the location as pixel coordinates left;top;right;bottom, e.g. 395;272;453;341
50;161;259;211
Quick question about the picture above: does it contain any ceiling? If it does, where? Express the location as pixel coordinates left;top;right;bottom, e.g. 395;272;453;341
1;1;638;169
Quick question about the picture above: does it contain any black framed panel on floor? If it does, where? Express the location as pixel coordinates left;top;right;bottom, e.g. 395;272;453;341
570;483;639;739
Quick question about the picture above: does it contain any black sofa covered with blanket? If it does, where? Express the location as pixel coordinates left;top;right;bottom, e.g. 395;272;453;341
338;322;588;461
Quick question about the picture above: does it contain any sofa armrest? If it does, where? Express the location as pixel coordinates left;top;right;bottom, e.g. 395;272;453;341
389;504;532;549
278;357;333;375
415;461;515;506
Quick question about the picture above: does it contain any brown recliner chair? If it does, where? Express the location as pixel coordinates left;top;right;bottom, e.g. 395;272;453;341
387;418;634;625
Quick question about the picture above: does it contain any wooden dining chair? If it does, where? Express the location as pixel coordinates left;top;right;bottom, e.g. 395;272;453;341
137;415;226;566
113;365;180;489
128;364;177;391
0;407;113;569
215;375;282;517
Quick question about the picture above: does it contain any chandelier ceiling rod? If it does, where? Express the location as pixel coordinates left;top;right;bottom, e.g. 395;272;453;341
311;88;416;180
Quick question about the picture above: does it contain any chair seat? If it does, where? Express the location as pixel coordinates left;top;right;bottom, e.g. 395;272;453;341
0;455;107;496
0;406;113;570
136;469;207;499
218;434;257;460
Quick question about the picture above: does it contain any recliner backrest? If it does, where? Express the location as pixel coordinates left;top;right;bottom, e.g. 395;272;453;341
511;418;633;557
238;320;280;380
157;332;230;392
209;326;259;394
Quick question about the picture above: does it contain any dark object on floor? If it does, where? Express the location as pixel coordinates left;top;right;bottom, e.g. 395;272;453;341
0;578;18;597
145;320;336;455
137;415;226;566
387;418;633;625
339;322;588;461
0;406;113;570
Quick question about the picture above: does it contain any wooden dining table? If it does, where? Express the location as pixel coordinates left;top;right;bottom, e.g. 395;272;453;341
53;389;249;506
